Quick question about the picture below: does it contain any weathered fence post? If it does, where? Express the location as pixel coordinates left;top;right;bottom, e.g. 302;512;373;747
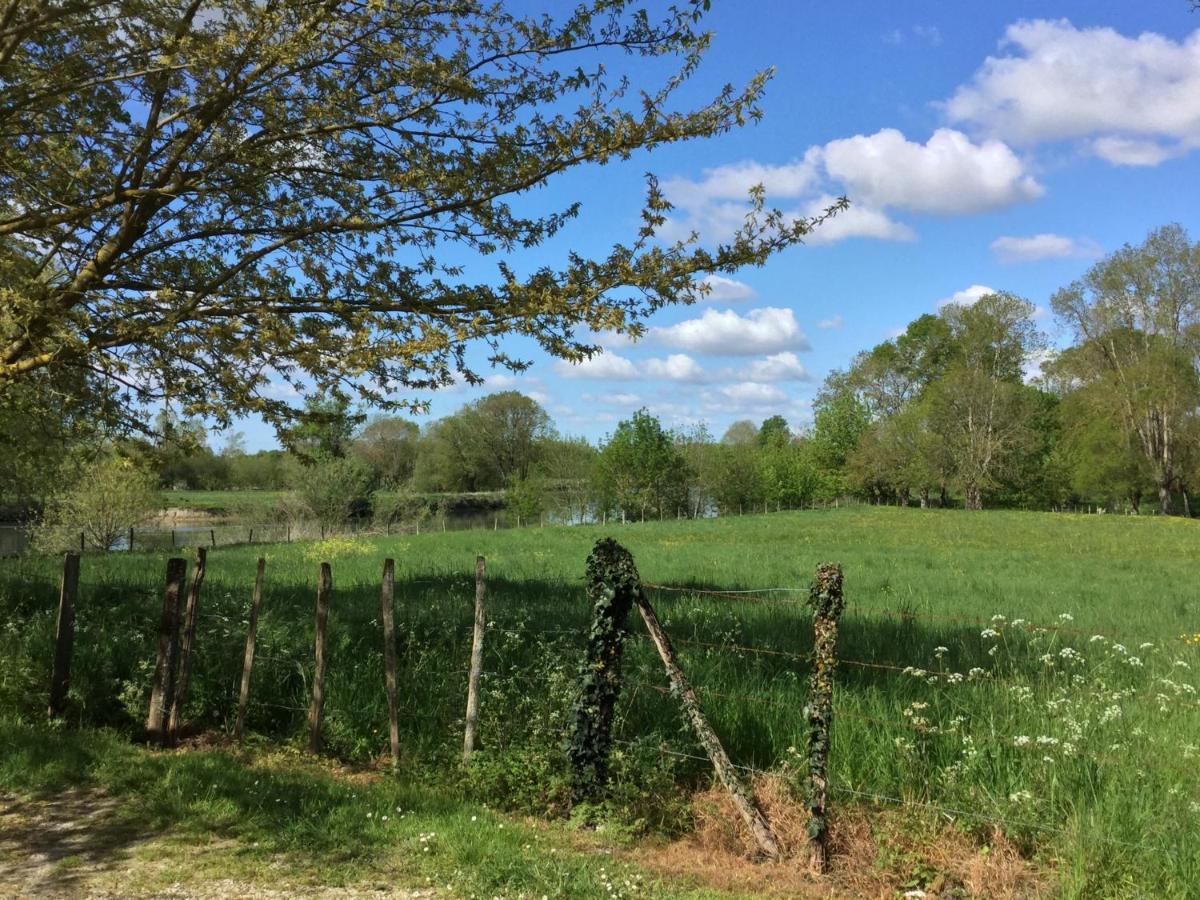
233;557;267;741
47;553;81;719
308;562;333;753
462;556;487;762
167;547;207;746
380;558;400;768
128;526;134;553
804;563;845;875
566;539;638;805
210;528;216;548
146;558;187;744
636;583;782;861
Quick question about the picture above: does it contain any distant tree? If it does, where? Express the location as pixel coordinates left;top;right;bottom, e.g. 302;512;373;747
756;415;791;449
350;416;421;489
594;410;689;521
282;394;364;462
539;436;599;524
674;422;719;517
928;293;1045;509
1051;225;1200;515
710;444;764;514
846;314;955;420
720;420;759;446
34;455;160;552
809;380;870;478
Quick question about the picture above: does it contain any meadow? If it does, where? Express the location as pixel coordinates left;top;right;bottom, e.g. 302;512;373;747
2;507;1198;897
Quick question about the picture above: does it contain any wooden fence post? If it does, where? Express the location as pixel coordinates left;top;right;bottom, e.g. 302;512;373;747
128;526;134;553
308;562;333;754
804;563;845;875
380;558;400;768
210;528;216;547
146;557;187;744
635;585;782;861
47;553;81;719
167;547;207;746
462;556;486;762
233;557;267;741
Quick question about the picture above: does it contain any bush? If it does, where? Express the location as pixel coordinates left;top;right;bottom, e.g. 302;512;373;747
290;456;374;532
32;456;160;553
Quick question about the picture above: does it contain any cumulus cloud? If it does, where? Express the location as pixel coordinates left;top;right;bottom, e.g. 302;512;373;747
715;382;789;408
697;274;756;302
740;352;811;382
654;307;811;356
657;126;1038;244
821;128;1043;215
990;233;1101;263
799;195;916;244
944;20;1200;163
935;284;996;310
554;352;638;380
643;353;714;383
817;315;844;330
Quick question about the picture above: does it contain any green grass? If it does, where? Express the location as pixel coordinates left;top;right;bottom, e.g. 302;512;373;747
2;507;1199;897
160;490;286;516
0;720;713;898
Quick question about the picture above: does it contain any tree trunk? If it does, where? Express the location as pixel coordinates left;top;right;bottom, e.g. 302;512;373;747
919;487;929;509
1158;482;1172;516
1183;487;1192;519
1129;490;1141;515
898;487;910;507
964;484;982;511
939;482;950;508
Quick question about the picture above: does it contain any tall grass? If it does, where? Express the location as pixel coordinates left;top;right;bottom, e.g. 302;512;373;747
2;507;1197;896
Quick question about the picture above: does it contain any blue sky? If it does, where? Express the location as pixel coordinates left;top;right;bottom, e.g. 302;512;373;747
238;1;1200;450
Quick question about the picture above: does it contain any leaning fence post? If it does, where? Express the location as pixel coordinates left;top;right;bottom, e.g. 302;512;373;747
234;557;267;741
146;558;187;743
167;547;207;746
380;558;401;768
308;562;333;754
804;562;845;875
462;556;486;762
636;581;782;861
47;553;81;719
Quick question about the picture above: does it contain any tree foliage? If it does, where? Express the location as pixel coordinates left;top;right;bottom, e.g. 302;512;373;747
33;454;160;552
0;0;842;427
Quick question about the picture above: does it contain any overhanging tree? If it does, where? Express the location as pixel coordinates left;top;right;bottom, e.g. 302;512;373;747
0;0;843;426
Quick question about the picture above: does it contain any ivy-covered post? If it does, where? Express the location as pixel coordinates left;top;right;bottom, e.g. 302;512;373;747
566;538;639;805
804;562;844;875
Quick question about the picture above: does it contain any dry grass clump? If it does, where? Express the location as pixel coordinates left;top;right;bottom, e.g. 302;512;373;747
637;775;1046;898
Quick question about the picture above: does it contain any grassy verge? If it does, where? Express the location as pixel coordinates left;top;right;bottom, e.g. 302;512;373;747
0;720;721;898
2;507;1198;896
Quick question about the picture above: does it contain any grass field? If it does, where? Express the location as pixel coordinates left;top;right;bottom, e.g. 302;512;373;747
2;507;1198;897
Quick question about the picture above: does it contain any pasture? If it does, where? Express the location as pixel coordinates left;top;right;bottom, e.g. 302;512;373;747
2;507;1198;897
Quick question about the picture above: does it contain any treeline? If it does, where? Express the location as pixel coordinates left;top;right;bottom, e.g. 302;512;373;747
5;225;1197;526
823;224;1200;515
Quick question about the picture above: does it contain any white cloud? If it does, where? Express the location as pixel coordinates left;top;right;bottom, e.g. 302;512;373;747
715;382;789;408
662;155;820;207
913;25;942;46
935;284;996;310
643;353;713;383
821;128;1043;215
799;195;916;244
990;233;1101;263
554;352;638;380
944;20;1200;163
740;352;811;382
817;315;844;330
654;307;811;356
598;392;641;406
697;274;756;303
657;127;1038;245
1091;136;1182;167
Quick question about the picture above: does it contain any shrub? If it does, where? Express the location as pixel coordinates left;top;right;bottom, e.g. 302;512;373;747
32;455;160;552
